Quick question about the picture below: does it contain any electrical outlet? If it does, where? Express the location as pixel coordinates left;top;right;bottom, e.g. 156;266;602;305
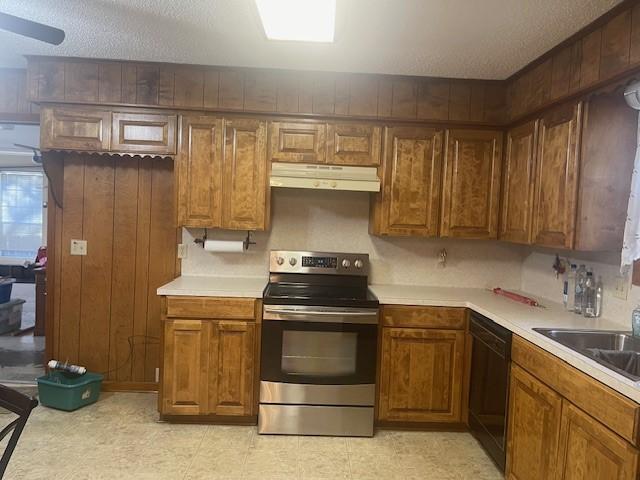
155;367;160;383
70;239;87;256
614;274;629;300
177;243;187;259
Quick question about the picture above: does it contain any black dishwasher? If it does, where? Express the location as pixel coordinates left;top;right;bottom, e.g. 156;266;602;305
468;312;512;472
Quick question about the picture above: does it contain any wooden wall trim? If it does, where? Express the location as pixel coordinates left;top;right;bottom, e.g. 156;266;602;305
25;56;508;126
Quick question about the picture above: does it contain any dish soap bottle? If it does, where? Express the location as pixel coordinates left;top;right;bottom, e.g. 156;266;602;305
594;276;603;318
574;264;587;314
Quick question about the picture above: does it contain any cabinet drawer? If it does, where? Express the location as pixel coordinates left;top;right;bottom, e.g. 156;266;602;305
326;123;381;166
512;335;640;446
111;112;177;154
41;106;111;151
381;306;466;329
269;121;326;164
166;296;257;320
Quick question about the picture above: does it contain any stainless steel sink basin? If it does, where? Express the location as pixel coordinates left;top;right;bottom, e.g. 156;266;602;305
533;328;640;381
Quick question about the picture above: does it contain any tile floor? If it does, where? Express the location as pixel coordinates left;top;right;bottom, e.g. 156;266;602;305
4;392;503;479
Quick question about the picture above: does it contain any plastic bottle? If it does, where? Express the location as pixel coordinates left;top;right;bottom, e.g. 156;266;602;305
563;264;577;311
594;276;603;318
574;264;587;314
47;360;87;375
583;271;596;318
632;305;640;337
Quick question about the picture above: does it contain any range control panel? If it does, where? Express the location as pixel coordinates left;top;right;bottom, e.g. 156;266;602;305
270;250;369;276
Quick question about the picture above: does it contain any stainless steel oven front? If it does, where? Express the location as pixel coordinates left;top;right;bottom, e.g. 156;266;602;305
258;304;378;436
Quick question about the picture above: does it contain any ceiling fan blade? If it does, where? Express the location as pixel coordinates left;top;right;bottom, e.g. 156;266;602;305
0;12;65;45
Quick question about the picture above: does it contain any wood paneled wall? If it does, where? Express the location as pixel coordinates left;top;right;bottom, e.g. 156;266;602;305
45;154;176;386
26;57;506;125
0;68;39;123
507;2;640;121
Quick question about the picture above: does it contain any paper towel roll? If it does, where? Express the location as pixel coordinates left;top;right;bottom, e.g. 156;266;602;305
203;239;246;253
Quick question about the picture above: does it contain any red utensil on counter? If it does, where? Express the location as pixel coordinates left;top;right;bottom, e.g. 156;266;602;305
491;288;542;307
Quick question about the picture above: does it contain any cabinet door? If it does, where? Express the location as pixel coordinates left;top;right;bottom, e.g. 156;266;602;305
209;321;256;416
441;129;503;239
378;327;465;423
269;121;326;164
111;112;177;155
177;115;223;227
371;126;443;236
500;121;538;244
532;102;582;248
556;401;639;480
41;106;111;151
222;119;268;230
506;365;563;480
326;123;381;166
161;319;210;415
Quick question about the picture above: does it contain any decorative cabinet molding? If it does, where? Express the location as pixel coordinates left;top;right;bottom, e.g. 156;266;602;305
370;126;444;237
441;129;503;239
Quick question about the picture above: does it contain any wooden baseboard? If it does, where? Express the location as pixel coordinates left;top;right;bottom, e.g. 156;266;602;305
159;414;258;425
101;381;158;393
375;420;469;432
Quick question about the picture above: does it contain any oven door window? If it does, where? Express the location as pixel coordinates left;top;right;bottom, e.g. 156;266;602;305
261;320;376;385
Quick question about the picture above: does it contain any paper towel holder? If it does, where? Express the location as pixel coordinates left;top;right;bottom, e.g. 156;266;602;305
194;229;256;251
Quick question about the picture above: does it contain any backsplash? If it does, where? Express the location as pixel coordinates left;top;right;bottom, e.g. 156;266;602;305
521;250;640;329
181;188;527;288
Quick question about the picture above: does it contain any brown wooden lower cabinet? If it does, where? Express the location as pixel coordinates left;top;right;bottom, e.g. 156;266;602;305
506;364;562;480
507;336;640;480
160;299;258;419
378;326;465;424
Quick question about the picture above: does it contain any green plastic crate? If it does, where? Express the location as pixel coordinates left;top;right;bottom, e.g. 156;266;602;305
36;371;103;411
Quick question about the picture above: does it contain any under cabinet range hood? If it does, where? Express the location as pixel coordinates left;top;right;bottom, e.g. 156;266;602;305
270;162;380;192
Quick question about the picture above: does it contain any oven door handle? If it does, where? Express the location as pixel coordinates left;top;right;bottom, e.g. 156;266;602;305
263;306;379;325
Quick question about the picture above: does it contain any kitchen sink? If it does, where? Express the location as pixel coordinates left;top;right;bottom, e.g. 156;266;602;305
533;328;640;382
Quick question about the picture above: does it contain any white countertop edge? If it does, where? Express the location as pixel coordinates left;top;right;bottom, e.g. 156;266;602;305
157;275;267;298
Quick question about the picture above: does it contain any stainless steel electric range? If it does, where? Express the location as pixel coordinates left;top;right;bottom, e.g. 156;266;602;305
258;250;379;437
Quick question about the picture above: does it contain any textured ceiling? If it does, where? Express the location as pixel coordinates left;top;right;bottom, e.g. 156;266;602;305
0;0;622;79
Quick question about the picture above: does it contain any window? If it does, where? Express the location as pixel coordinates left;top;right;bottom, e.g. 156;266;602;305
0;171;44;260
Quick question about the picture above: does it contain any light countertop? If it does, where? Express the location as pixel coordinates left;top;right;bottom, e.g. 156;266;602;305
370;284;640;403
157;275;267;298
157;276;640;403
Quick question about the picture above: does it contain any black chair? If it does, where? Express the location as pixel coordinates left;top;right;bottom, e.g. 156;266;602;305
0;385;38;478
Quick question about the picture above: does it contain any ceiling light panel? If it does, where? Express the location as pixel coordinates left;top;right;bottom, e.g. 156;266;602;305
255;0;336;42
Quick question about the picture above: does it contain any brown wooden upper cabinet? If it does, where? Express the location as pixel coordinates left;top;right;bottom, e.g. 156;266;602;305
441;129;503;239
177;115;224;228
269;121;326;164
326;123;381;166
499;121;538;244
268;120;381;167
531;102;582;249
41;106;177;155
41;106;111;151
222;118;269;230
111;112;177;155
177;116;269;230
370;126;443;236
